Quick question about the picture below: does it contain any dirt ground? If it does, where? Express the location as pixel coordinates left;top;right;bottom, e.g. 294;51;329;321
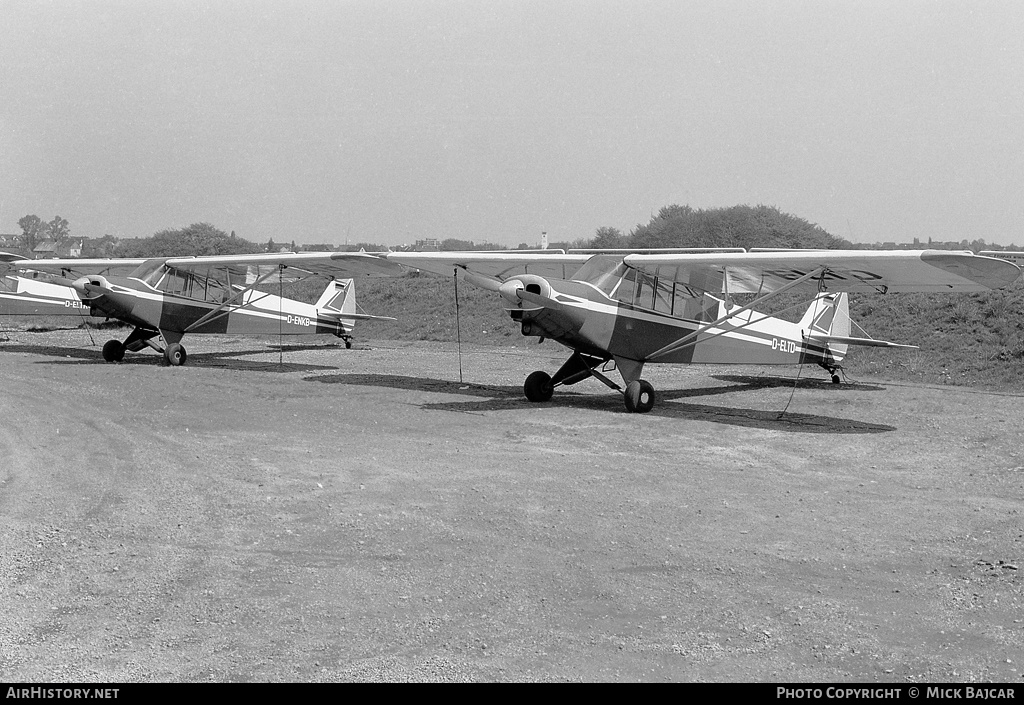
1;328;1022;683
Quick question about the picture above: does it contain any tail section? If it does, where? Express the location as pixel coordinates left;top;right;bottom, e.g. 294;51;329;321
316;278;396;329
799;292;850;360
316;278;356;317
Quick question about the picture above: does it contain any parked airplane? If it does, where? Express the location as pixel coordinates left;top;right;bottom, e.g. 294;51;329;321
0;251;401;365
386;249;1021;412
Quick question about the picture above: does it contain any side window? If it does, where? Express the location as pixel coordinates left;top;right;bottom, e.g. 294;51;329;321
612;267;638;304
672;284;704;320
652;278;673;313
633;271;657;309
161;269;192;297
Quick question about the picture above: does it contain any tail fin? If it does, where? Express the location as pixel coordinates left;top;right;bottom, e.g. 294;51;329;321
316;278;356;315
799;292;850;360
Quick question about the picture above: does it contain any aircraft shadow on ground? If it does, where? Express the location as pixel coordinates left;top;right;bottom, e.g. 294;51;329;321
309;373;895;434
2;343;338;374
709;373;887;393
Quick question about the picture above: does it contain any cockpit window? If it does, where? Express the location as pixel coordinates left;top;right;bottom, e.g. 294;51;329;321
574;254;715;320
571;254;630;296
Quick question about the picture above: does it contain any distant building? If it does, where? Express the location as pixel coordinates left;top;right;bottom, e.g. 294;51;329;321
32;239;83;259
32;240;59;258
414;238;441;251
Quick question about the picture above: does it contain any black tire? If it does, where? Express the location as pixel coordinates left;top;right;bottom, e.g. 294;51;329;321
831;373;841;384
524;370;554;402
101;339;125;363
164;342;187;366
624;379;655;413
345;339;353;349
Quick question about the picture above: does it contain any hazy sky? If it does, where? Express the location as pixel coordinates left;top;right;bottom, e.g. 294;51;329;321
2;0;1023;247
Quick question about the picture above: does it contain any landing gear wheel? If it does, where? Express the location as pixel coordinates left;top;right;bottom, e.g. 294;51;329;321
831;373;841;384
102;339;125;362
524;370;554;402
624;379;655;413
345;339;353;349
164;342;187;366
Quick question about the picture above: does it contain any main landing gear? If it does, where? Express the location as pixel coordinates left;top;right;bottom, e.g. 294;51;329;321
522;352;657;413
101;339;126;362
100;328;187;366
623;379;655;414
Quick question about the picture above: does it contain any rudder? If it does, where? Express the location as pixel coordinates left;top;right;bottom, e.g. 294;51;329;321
316;279;356;315
799;292;850;360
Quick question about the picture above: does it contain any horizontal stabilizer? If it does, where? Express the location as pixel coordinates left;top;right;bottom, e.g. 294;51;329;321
320;311;396;322
806;333;918;349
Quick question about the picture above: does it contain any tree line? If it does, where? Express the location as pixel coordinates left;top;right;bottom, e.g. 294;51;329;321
12;205;1022;257
16;215;70;251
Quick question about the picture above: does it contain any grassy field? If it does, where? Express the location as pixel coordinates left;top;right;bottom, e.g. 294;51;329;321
5;271;1023;391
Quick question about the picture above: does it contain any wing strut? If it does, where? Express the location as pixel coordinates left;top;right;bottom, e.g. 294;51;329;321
646;266;828;362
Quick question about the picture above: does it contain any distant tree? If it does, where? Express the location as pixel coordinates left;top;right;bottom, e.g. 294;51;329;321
116;223;264;257
17;214;46;251
47;216;70;241
628;204;849;250
441;238;475;251
590;226;627;249
87;234;119;257
266;238;276;252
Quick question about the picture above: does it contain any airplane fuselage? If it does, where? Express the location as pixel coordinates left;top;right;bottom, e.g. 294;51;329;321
0;275;94;316
512;277;837;368
87;276;353;337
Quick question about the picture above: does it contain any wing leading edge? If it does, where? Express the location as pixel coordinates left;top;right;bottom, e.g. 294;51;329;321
1;251;405;281
387;249;1019;294
623;250;1020;294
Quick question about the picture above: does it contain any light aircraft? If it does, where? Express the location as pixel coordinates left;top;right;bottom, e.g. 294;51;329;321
0;251;401;365
386;248;1021;412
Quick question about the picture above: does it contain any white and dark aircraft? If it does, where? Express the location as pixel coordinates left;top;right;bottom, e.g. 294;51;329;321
0;251;401;365
386;248;1021;412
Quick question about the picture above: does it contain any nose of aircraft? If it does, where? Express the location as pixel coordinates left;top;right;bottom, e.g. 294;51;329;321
498;278;525;306
72;275;110;299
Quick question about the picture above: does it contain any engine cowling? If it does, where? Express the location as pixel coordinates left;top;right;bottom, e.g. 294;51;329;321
498;274;552;308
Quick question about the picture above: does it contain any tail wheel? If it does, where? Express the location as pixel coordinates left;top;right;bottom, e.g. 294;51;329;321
164;342;187;366
102;339;125;363
624;379;655;413
524;370;554;402
831;373;841;384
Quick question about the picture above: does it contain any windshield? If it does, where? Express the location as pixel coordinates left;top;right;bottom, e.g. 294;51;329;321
571;255;629;296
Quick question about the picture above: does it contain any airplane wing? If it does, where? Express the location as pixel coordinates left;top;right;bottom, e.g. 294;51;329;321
2;251;404;281
0;256;149;278
387;249;1019;294
161;251;403;281
623;249;1021;294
